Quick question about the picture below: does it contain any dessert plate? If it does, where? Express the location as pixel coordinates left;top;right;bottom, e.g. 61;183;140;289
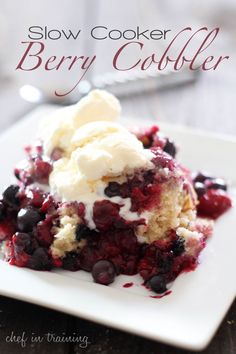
0;106;235;351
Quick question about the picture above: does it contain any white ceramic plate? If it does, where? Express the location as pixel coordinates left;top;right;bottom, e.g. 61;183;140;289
0;106;235;351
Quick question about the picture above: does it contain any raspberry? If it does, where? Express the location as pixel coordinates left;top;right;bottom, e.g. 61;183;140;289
40;195;57;214
36;219;54;247
151;148;176;171
197;189;232;219
33;158;52;184
93;200;120;231
25;189;45;208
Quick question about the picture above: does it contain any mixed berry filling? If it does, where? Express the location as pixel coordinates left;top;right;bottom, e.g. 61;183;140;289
192;172;232;219
0;125;232;295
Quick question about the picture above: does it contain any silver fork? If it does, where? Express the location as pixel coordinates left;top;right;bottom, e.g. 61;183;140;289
20;67;200;106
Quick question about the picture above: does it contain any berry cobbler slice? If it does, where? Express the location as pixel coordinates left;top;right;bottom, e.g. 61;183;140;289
0;90;232;294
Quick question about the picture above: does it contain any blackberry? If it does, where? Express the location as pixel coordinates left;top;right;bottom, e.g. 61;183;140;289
172;237;185;256
2;185;20;207
76;224;93;241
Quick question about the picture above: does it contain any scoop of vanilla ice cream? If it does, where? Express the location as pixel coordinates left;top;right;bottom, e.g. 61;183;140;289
72;121;154;180
49;121;154;202
39;90;121;155
71;120;128;148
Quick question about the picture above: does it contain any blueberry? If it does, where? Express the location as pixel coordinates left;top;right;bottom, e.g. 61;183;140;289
75;224;93;241
104;182;121;198
194;182;207;198
2;185;20;207
92;260;116;285
0;201;5;220
172;237;185;256
27;247;52;270
17;206;43;232
163;139;176;158
13;232;32;253
62;252;80;271
207;178;227;191
148;275;167;293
